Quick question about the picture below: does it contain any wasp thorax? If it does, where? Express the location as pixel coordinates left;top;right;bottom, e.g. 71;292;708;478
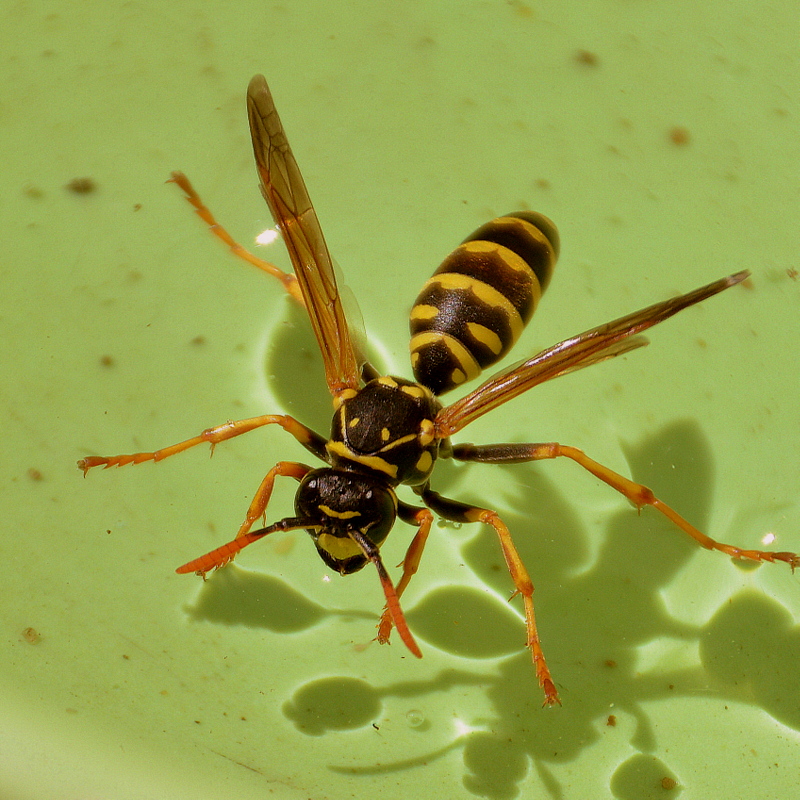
295;468;398;575
326;376;441;487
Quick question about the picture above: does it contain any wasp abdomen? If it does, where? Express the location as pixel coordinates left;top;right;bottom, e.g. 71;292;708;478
409;212;559;395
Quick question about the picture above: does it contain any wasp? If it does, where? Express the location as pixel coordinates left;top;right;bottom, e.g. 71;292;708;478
79;76;798;706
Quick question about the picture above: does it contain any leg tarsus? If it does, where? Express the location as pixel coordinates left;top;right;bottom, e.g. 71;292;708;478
78;414;326;474
453;441;799;570
470;507;560;707
419;484;560;706
377;505;434;644
168;171;303;304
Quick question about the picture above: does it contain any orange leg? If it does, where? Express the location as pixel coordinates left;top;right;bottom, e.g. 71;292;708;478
377;503;434;645
233;461;310;541
420;485;560;706
168;171;303;305
78;414;327;474
347;528;422;659
176;461;312;577
453;442;799;569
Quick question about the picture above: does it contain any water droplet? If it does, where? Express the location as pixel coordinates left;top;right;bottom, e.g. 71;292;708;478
406;709;425;728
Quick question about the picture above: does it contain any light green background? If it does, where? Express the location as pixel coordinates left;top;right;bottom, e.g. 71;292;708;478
2;1;798;798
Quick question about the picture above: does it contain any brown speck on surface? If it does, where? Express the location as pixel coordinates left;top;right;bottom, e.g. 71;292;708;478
668;126;690;146
133;203;142;211
787;268;798;281
27;468;43;481
23;184;45;199
99;355;115;368
574;49;599;67
507;0;534;18
661;776;677;790
66;177;97;194
534;178;551;190
606;714;617;727
190;335;207;346
604;659;617;668
22;627;41;644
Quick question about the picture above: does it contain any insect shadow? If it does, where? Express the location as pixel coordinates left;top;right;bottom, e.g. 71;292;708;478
271;418;800;799
262;299;339;435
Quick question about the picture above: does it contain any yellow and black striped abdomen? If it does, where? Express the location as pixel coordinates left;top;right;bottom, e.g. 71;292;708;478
409;211;559;395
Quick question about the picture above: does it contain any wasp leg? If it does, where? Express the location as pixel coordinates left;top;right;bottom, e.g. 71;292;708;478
168;171;303;304
376;502;434;645
233;461;311;541
348;527;422;659
418;484;560;707
176;461;313;577
453;442;800;569
78;414;328;474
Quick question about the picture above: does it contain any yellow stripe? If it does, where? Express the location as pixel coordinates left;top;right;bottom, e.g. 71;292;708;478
333;387;358;411
399;383;430;400
423;273;524;340
410;303;439;321
409;331;481;382
461;240;534;278
418;418;435;446
415;451;433;474
466;322;503;355
326;441;398;478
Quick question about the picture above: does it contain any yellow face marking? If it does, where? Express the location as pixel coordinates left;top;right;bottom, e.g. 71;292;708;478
377;376;398;389
410;304;439;321
326;441;398;478
349;417;360;428
409;331;481;383
318;505;361;520
450;368;466;385
423;273;524;340
415;451;433;475
317;533;363;561
381;427;391;442
466;322;503;355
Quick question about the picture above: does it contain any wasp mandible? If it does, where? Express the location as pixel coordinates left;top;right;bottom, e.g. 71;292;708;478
80;76;798;706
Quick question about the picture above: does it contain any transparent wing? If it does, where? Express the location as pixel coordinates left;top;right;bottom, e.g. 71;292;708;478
247;75;361;397
435;271;749;437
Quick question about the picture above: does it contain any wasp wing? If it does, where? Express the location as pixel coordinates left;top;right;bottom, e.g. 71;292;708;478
435;271;749;437
247;75;361;397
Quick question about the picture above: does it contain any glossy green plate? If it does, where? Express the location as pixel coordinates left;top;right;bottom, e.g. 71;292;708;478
2;2;798;798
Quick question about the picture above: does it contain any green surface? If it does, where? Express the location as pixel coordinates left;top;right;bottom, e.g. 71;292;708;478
1;1;798;798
